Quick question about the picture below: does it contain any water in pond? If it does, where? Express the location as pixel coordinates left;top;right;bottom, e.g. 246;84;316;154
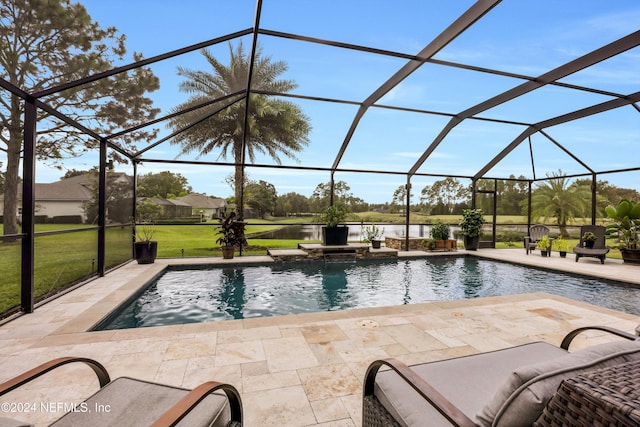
257;224;443;240
95;258;640;330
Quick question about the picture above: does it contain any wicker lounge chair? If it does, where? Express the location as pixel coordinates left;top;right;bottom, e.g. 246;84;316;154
524;225;553;255
573;225;610;264
363;325;640;427
0;357;242;427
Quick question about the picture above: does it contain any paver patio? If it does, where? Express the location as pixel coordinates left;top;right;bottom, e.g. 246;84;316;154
0;249;638;426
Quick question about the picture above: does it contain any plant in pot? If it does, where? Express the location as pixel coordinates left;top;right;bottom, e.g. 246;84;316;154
216;211;247;259
134;201;161;264
582;231;597;248
605;199;640;264
317;202;352;246
362;223;385;249
537;235;550;257
422;238;436;251
460;208;485;251
430;221;451;250
554;237;568;258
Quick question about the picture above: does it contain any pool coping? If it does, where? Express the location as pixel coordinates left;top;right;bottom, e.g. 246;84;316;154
46;249;640;336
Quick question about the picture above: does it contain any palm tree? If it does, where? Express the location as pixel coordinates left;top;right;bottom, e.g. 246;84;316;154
168;41;311;205
529;170;591;237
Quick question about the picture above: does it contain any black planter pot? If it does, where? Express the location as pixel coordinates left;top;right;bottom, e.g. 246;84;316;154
585;241;595;248
621;248;640;264
559;251;567;258
463;235;480;251
322;226;349;246
371;239;382;249
134;241;158;264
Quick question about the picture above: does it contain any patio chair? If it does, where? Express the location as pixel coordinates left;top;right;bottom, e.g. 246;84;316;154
524;225;553;255
0;356;242;427
573;225;610;264
363;325;640;427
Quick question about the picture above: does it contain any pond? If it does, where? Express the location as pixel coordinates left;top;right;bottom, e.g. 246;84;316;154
257;223;449;240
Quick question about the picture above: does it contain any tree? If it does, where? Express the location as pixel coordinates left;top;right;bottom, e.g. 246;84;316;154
1;0;160;236
309;180;354;212
244;180;277;218
167;41;311;206
0;162;4;194
573;178;640;217
420;177;469;215
83;171;133;224
275;192;310;216
528;170;591;237
391;185;413;214
137;171;192;199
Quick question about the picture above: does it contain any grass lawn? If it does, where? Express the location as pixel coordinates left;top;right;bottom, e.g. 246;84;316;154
0;225;131;315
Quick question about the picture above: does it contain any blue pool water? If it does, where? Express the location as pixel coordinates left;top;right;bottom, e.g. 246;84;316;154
95;257;640;330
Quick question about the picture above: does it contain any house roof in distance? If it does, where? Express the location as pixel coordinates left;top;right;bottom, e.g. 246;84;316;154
177;193;226;209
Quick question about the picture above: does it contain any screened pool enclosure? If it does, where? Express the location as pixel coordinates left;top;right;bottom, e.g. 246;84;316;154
1;0;639;316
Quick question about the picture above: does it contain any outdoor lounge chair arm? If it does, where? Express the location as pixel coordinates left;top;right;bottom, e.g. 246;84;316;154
364;358;475;427
150;381;243;427
560;325;638;350
0;356;110;397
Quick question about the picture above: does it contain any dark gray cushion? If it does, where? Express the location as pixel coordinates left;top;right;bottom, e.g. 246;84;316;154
374;342;567;427
479;339;640;427
50;377;230;427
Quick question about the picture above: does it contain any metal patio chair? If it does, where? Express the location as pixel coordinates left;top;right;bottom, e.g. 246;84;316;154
524;225;553;255
573;224;610;264
0;357;242;427
363;325;640;427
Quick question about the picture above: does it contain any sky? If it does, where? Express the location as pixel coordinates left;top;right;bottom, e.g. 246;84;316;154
12;0;640;204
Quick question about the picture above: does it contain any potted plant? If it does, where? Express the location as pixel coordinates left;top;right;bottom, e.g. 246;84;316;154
605;199;640;264
317;202;351;246
554;237;568;258
133;201;161;264
537;235;550;257
362;223;385;249
216;211;247;259
582;231;597;248
430;221;450;250
422;238;436;251
460;208;485;251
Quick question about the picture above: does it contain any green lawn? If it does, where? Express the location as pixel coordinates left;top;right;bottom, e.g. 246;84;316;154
0;225;131;315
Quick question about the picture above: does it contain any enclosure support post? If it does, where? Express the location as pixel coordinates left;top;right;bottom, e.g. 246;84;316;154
21;99;37;313
404;178;411;251
591;173;597;225
471;180;477;209
132;161;138;259
97;139;107;276
527;181;532;230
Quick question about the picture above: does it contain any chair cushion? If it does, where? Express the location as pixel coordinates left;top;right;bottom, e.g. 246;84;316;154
50;377;231;427
476;339;640;427
0;418;33;427
374;342;567;427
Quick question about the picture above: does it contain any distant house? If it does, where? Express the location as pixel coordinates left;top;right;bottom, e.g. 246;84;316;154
138;197;192;219
177;193;226;219
14;172;132;223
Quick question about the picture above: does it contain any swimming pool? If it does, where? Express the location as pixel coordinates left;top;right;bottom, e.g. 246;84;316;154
94;257;640;330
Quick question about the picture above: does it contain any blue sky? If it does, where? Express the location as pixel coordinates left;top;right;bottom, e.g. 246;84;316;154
29;0;640;203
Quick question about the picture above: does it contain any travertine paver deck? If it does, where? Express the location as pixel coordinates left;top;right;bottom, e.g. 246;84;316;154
0;249;638;426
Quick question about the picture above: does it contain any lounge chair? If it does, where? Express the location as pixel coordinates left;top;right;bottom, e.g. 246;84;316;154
0;357;242;427
524;225;553;255
363;325;640;427
573;225;610;264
